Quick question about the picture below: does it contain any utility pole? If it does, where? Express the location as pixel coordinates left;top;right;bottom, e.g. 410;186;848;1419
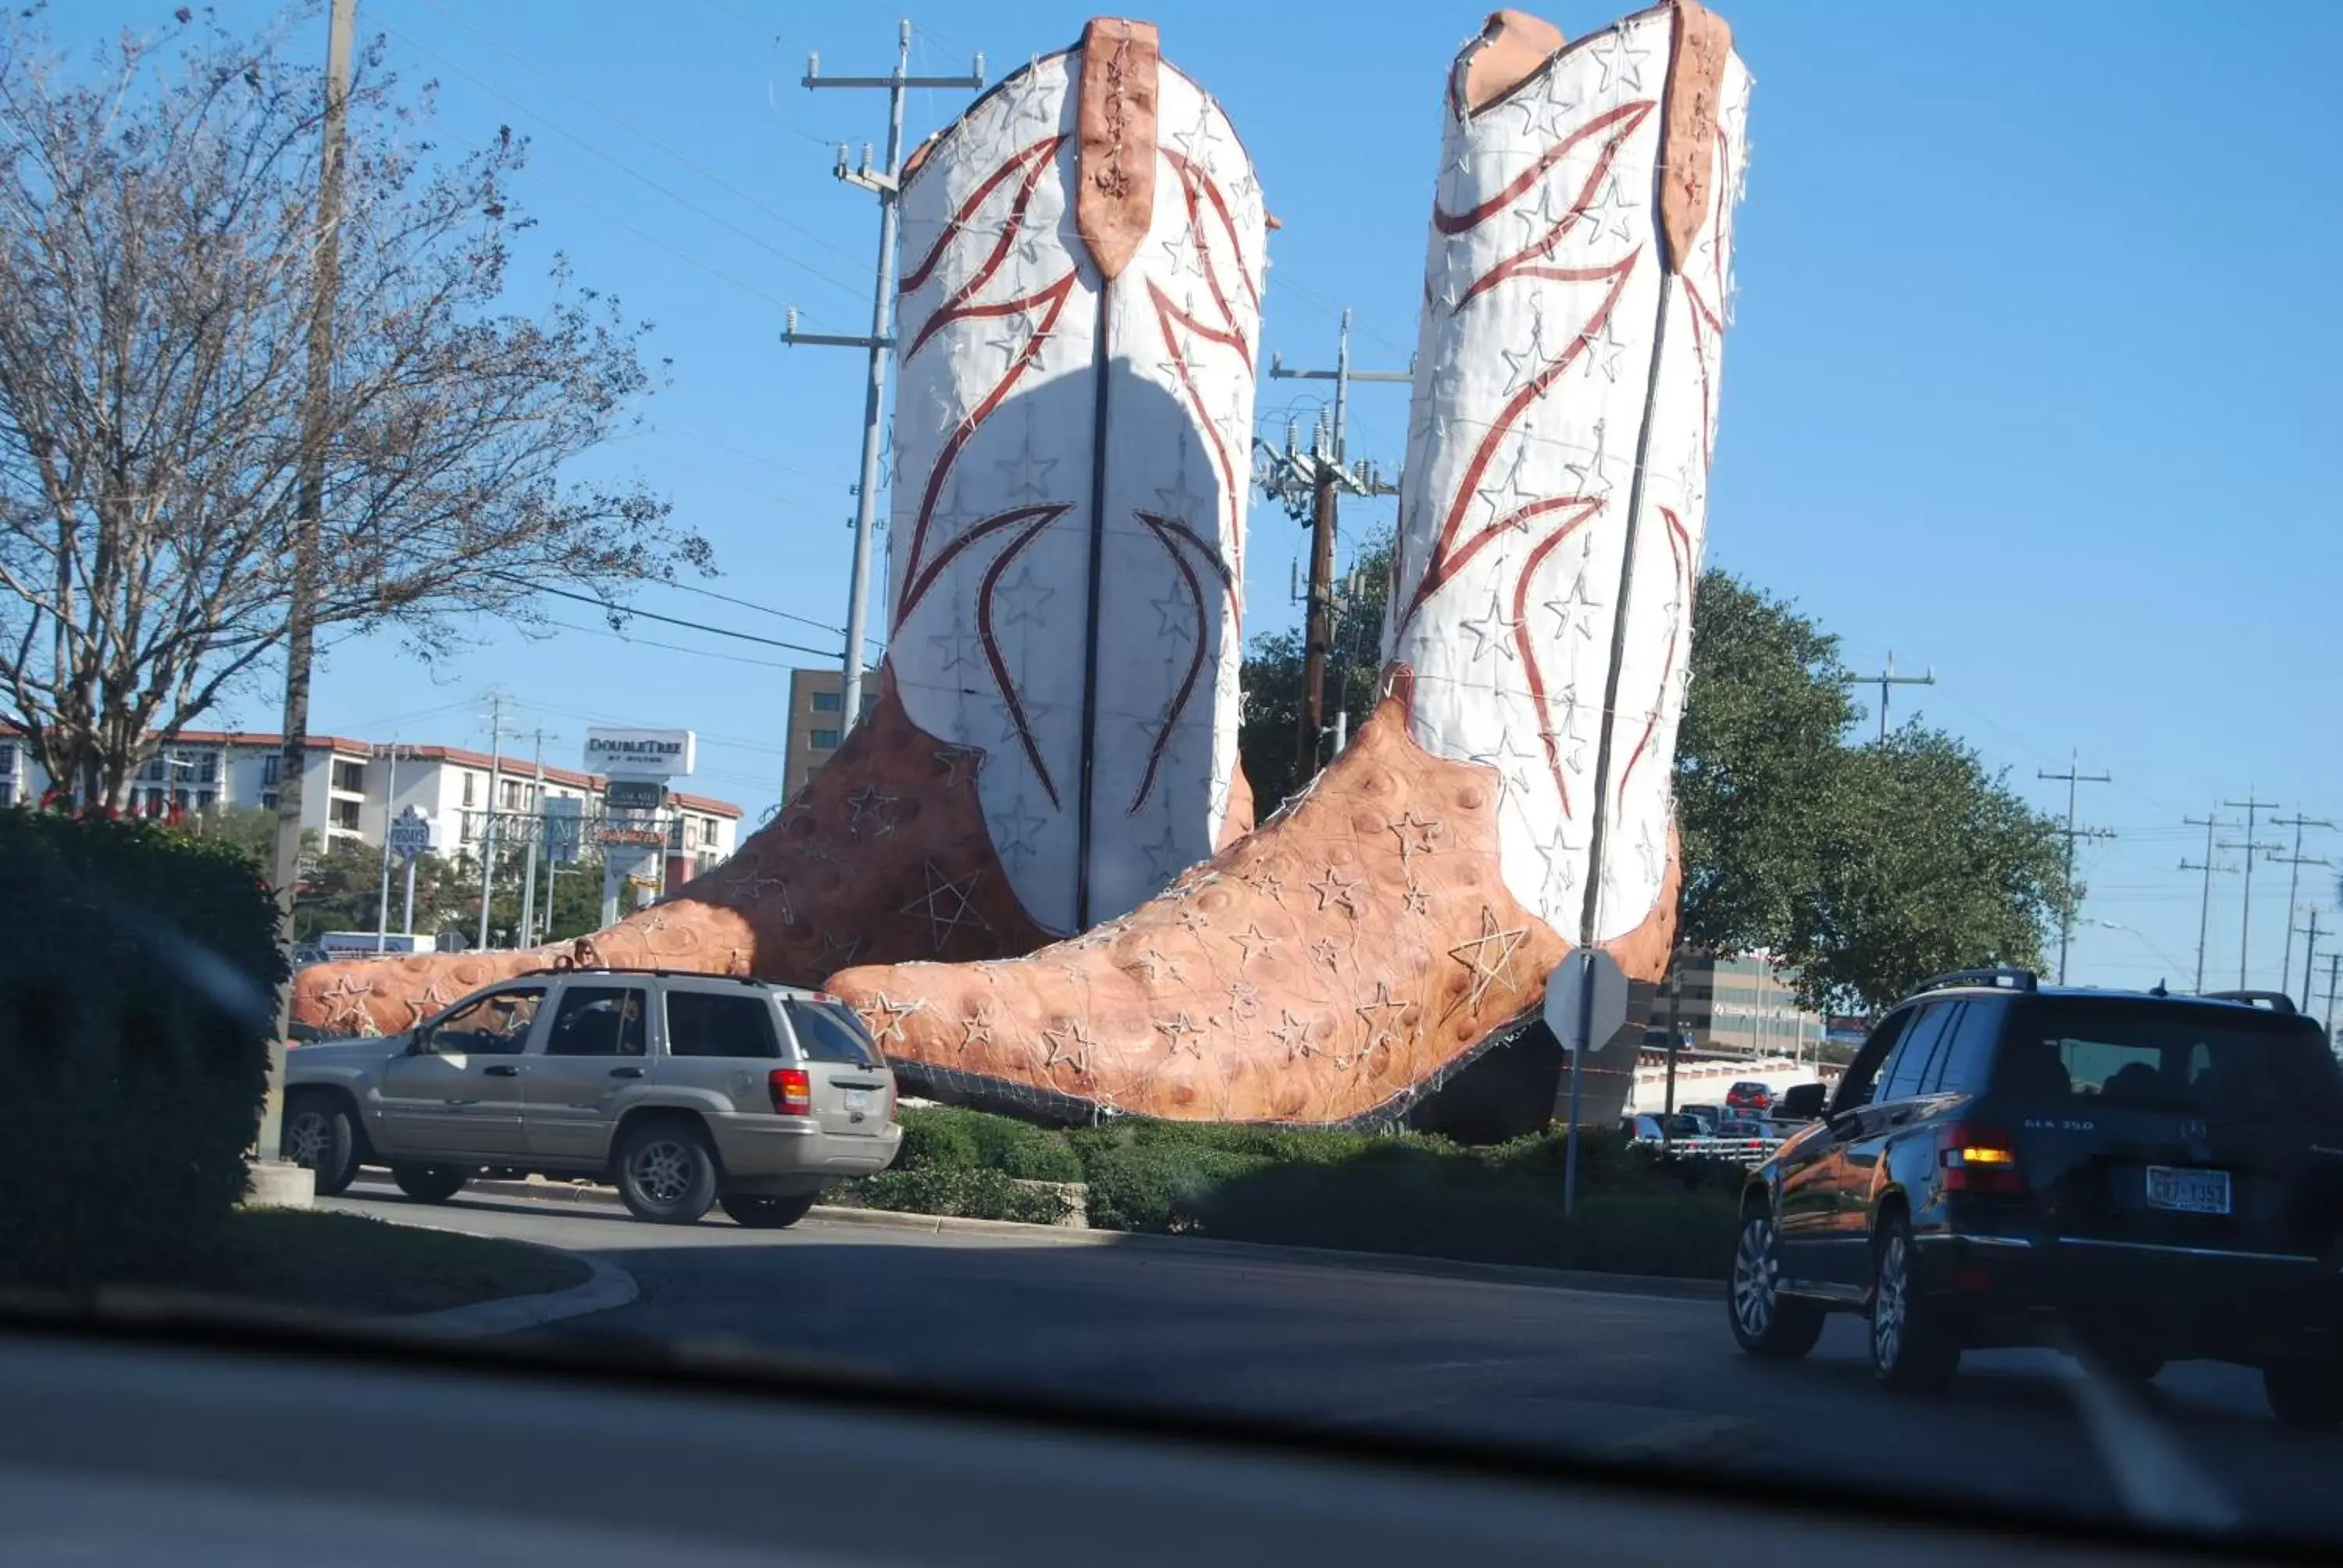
1257;311;1407;779
2038;749;2114;985
518;729;548;950
2323;951;2341;1039
264;0;355;1167
372;742;406;953
783;23;983;731
2296;907;2325;1016
1838;652;1935;743
2224;791;2283;989
2179;809;2233;993
476;692;506;951
2270;813;2333;995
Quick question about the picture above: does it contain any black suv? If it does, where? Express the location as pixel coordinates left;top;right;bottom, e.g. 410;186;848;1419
1726;968;2343;1423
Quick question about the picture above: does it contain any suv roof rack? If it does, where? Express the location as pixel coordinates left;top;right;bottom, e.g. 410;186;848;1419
1906;967;2038;1000
512;964;776;987
2200;989;2299;1015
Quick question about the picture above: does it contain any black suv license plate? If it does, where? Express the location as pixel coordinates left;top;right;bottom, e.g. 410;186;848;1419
2145;1165;2231;1215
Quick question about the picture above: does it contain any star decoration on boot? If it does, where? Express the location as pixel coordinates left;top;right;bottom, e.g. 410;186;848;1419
1243;866;1288;904
1155;1011;1204;1059
1269;1009;1314;1061
1125;948;1174;985
846;784;897;839
1595;26;1651;94
990;800;1047;868
1387;811;1445;867
818;932;863;972
1403;883;1432;917
1141;824;1186;882
405;975;463;1027
1176;907;1211;937
1447;907;1530;1014
865;992;928;1049
1230;923;1276;967
900;859;992;953
1042;1017;1094;1077
313;972;376;1034
1311;939;1342;971
933;746;982;788
957;1009;997;1056
1309;867;1364;918
1225;980;1263;1021
1354;980;1406;1037
1543;570;1607;644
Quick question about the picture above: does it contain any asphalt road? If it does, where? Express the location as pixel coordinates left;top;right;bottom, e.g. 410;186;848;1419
331;1179;2343;1547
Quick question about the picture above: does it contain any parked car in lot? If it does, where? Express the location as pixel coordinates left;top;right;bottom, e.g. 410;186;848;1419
1724;1080;1774;1114
1678;1104;1723;1134
1728;969;2343;1424
284;968;902;1226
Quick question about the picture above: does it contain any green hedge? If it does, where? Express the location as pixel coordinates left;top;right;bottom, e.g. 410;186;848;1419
0;811;284;1288
838;1166;1075;1225
875;1104;1742;1278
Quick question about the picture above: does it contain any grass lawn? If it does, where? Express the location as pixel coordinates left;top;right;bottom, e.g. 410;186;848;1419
148;1209;590;1317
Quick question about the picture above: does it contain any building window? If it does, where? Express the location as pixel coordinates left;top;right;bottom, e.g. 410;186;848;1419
330;797;361;832
812;690;842;712
260;754;281;787
462;772;476;807
331;759;365;793
501;778;524;810
698;816;719;848
811;729;840;750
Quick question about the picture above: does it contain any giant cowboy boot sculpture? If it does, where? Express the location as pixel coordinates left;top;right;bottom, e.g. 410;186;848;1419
829;2;1749;1126
293;18;1266;1039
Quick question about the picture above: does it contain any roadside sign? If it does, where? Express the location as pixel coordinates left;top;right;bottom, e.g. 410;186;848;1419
584;727;696;780
543;796;584;861
1545;948;1629;1054
604;779;667;813
385;806;434;859
596;825;667;849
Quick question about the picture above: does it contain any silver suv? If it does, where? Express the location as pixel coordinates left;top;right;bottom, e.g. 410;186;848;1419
284;968;902;1226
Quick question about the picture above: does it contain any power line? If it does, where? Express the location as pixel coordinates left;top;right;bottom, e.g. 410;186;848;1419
410;0;872;273
494;572;843;659
539;617;801;672
379;17;868;305
2179;808;2234;993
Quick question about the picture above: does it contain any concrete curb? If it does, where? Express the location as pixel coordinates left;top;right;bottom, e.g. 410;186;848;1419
358;1173;1716;1303
1597;1414;1768;1466
382;1247;637;1338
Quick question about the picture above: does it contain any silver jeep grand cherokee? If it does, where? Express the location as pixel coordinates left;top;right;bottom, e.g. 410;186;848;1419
284;968;902;1226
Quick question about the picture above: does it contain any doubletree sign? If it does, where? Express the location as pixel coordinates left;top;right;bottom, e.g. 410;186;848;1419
583;728;696;780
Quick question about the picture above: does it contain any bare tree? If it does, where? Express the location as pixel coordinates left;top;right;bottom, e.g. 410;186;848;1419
0;7;711;806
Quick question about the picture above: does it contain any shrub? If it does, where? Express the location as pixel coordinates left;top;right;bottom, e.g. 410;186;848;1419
0;811;284;1288
1078;1142;1273;1233
841;1166;1076;1225
895;1105;1084;1182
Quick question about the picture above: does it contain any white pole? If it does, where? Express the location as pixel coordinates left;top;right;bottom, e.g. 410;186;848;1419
373;745;398;953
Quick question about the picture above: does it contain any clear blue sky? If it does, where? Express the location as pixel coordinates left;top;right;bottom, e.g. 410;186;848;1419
93;0;2343;1001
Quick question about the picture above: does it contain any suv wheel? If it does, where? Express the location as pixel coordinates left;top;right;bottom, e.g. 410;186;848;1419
1870;1215;1960;1393
720;1192;817;1229
390;1164;469;1203
1728;1210;1824;1358
284;1091;361;1196
2263;1356;2343;1427
615;1120;719;1224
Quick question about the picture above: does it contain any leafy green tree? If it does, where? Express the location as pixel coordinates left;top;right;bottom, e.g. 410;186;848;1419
1786;728;2072;1012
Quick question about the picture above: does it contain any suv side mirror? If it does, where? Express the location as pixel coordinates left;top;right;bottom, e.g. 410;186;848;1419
408;1027;435;1057
1778;1082;1827;1120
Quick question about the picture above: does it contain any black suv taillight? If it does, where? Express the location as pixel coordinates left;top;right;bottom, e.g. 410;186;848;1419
1937;1122;2023;1194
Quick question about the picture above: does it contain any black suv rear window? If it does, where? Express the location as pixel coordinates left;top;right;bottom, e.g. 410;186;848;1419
1995;999;2343;1119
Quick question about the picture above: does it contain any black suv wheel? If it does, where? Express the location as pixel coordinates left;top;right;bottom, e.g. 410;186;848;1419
1870;1214;1960;1392
1728;1210;1823;1358
720;1192;817;1229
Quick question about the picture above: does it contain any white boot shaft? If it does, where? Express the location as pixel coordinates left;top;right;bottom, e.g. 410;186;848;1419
886;19;1264;937
1388;2;1749;943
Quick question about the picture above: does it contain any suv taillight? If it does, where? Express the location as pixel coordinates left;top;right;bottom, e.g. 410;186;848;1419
1938;1123;2023;1194
769;1068;811;1116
